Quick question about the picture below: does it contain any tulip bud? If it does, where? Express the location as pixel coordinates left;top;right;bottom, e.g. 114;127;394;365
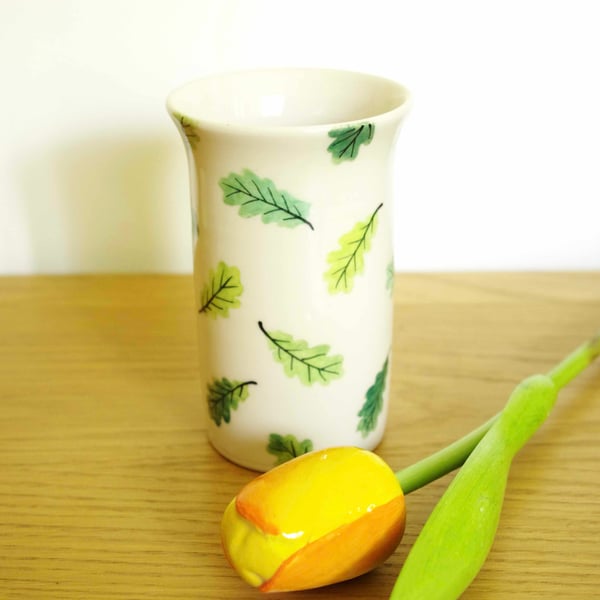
221;447;405;592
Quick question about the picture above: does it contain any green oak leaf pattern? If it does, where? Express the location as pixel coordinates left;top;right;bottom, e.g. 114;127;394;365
174;112;200;147
198;261;243;318
386;260;395;295
267;433;314;465
207;378;257;426
357;356;389;437
325;203;383;294
327;122;375;162
219;169;314;230
258;321;343;386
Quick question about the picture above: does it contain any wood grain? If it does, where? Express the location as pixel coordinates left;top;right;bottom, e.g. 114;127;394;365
1;273;599;599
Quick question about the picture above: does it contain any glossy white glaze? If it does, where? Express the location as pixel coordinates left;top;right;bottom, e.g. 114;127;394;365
168;68;410;471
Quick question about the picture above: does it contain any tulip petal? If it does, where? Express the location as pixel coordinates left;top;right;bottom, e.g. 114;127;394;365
221;498;306;587
260;494;406;592
236;447;401;539
222;447;405;591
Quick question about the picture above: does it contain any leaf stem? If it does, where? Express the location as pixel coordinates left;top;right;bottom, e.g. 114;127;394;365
257;321;342;383
222;176;314;230
332;203;383;291
199;274;234;314
396;331;600;495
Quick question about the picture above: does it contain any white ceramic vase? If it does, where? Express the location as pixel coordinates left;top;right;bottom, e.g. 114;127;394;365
167;68;410;471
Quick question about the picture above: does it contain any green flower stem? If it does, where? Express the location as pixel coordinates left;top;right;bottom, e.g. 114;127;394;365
390;333;600;600
396;414;499;495
395;331;600;495
547;331;600;388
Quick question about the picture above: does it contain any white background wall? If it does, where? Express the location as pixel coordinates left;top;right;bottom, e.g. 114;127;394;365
1;0;599;275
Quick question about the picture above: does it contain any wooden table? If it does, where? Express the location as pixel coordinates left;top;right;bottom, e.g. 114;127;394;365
1;273;599;599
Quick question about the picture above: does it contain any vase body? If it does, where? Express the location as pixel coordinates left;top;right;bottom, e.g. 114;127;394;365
168;69;410;471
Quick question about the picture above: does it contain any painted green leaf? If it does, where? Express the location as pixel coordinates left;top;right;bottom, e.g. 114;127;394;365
267;433;314;465
357;357;389;437
325;203;383;294
198;261;243;318
219;169;314;230
386;260;395;295
173;112;200;147
327;122;375;162
258;321;343;386
207;378;257;426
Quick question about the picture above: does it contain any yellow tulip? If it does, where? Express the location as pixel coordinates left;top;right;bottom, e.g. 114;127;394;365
221;416;500;593
221;335;600;595
221;447;405;592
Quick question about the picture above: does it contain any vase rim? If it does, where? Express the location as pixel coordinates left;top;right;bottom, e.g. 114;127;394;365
166;67;411;135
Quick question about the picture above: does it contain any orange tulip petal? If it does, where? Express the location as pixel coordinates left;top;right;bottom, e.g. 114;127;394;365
236;448;402;539
260;494;406;593
236;494;279;535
